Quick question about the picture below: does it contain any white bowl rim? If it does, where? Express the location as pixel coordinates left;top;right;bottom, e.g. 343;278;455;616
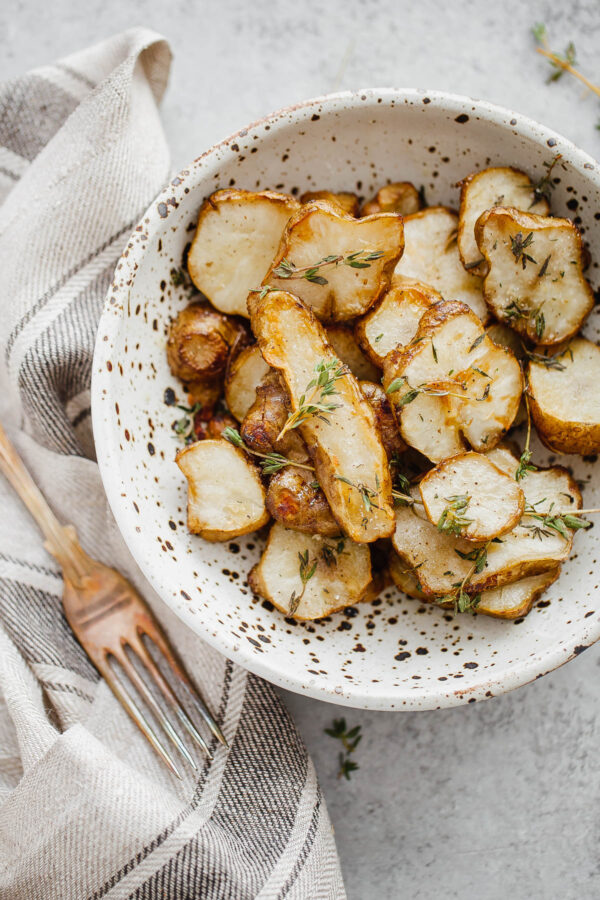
92;87;600;710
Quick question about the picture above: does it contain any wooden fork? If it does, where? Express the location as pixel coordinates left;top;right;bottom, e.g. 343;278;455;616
0;420;227;778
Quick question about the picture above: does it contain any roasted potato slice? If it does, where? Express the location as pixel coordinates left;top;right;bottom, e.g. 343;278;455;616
266;466;340;536
354;277;442;367
388;550;560;619
300;190;359;216
167;302;247;381
458;167;550;274
474;568;560;618
475;207;594;345
394;207;488;321
383;301;523;462
325;323;379;381
260;202;404;322
224;343;270;422
528;337;600;454
188;189;299;317
359;381;407;457
419;451;525;542
392;447;581;596
252;290;395;542
176;440;269;541
248;523;372;620
360;182;421;217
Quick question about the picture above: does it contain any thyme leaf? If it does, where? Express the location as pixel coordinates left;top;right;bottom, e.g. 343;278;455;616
277;358;348;440
222;427;315;475
324;718;362;780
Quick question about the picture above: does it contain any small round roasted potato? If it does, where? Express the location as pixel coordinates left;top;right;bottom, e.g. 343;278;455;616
528;337;600;455
360;182;421;217
167;302;247;381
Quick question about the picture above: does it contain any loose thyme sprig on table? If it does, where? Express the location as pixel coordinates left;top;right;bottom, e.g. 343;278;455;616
324;718;362;780
276;357;348;441
288;549;317;616
222;427;315;475
532;25;600;130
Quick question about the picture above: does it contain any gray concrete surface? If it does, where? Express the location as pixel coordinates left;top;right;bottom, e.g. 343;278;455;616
2;1;600;896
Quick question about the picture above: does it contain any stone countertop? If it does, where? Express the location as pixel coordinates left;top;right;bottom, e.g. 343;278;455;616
2;1;600;897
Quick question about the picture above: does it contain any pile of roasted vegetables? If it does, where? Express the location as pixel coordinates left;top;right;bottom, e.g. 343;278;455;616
167;165;599;621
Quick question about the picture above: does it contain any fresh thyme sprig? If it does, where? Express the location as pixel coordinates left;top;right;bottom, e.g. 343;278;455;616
273;250;384;285
522;343;572;371
510;231;536;269
436;541;493;614
324;718;362;780
515;385;537;482
320;539;346;568
335;475;382;513
521;501;592;540
437;495;473;536
530;155;563;206
172;403;202;443
288;550;318;616
505;299;545;340
277;358;348;441
222;427;315;475
533;25;600;130
386;375;489;405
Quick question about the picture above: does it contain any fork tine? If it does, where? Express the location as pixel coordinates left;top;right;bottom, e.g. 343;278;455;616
102;661;183;780
114;647;199;772
142;631;228;747
135;637;213;758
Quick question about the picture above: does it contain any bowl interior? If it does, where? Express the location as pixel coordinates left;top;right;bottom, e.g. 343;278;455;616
93;90;600;710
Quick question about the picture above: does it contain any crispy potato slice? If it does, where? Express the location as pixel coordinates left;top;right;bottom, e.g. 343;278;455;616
394;207;488;321
325;323;379;381
388;550;559;618
354;278;442;367
392;447;581;596
528;337;600;454
360;182;421;217
419;451;525;542
224;344;270;422
383;301;523;462
359;381;407;457
266;466;340;536
188;189;299;317
300;190;359;216
167;302;247;381
260;202;404;322
252;290;395;542
248;523;372;620
458;167;549;274
475;207;594;345
475;568;560;618
176;440;269;541
485;322;526;361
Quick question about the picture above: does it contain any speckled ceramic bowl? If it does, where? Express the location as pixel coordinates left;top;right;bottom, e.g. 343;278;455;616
92;89;600;710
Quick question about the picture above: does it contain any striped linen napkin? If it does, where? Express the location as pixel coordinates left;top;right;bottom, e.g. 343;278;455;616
0;28;344;900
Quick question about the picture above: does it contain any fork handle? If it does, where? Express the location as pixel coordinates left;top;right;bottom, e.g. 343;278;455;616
0;419;89;579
